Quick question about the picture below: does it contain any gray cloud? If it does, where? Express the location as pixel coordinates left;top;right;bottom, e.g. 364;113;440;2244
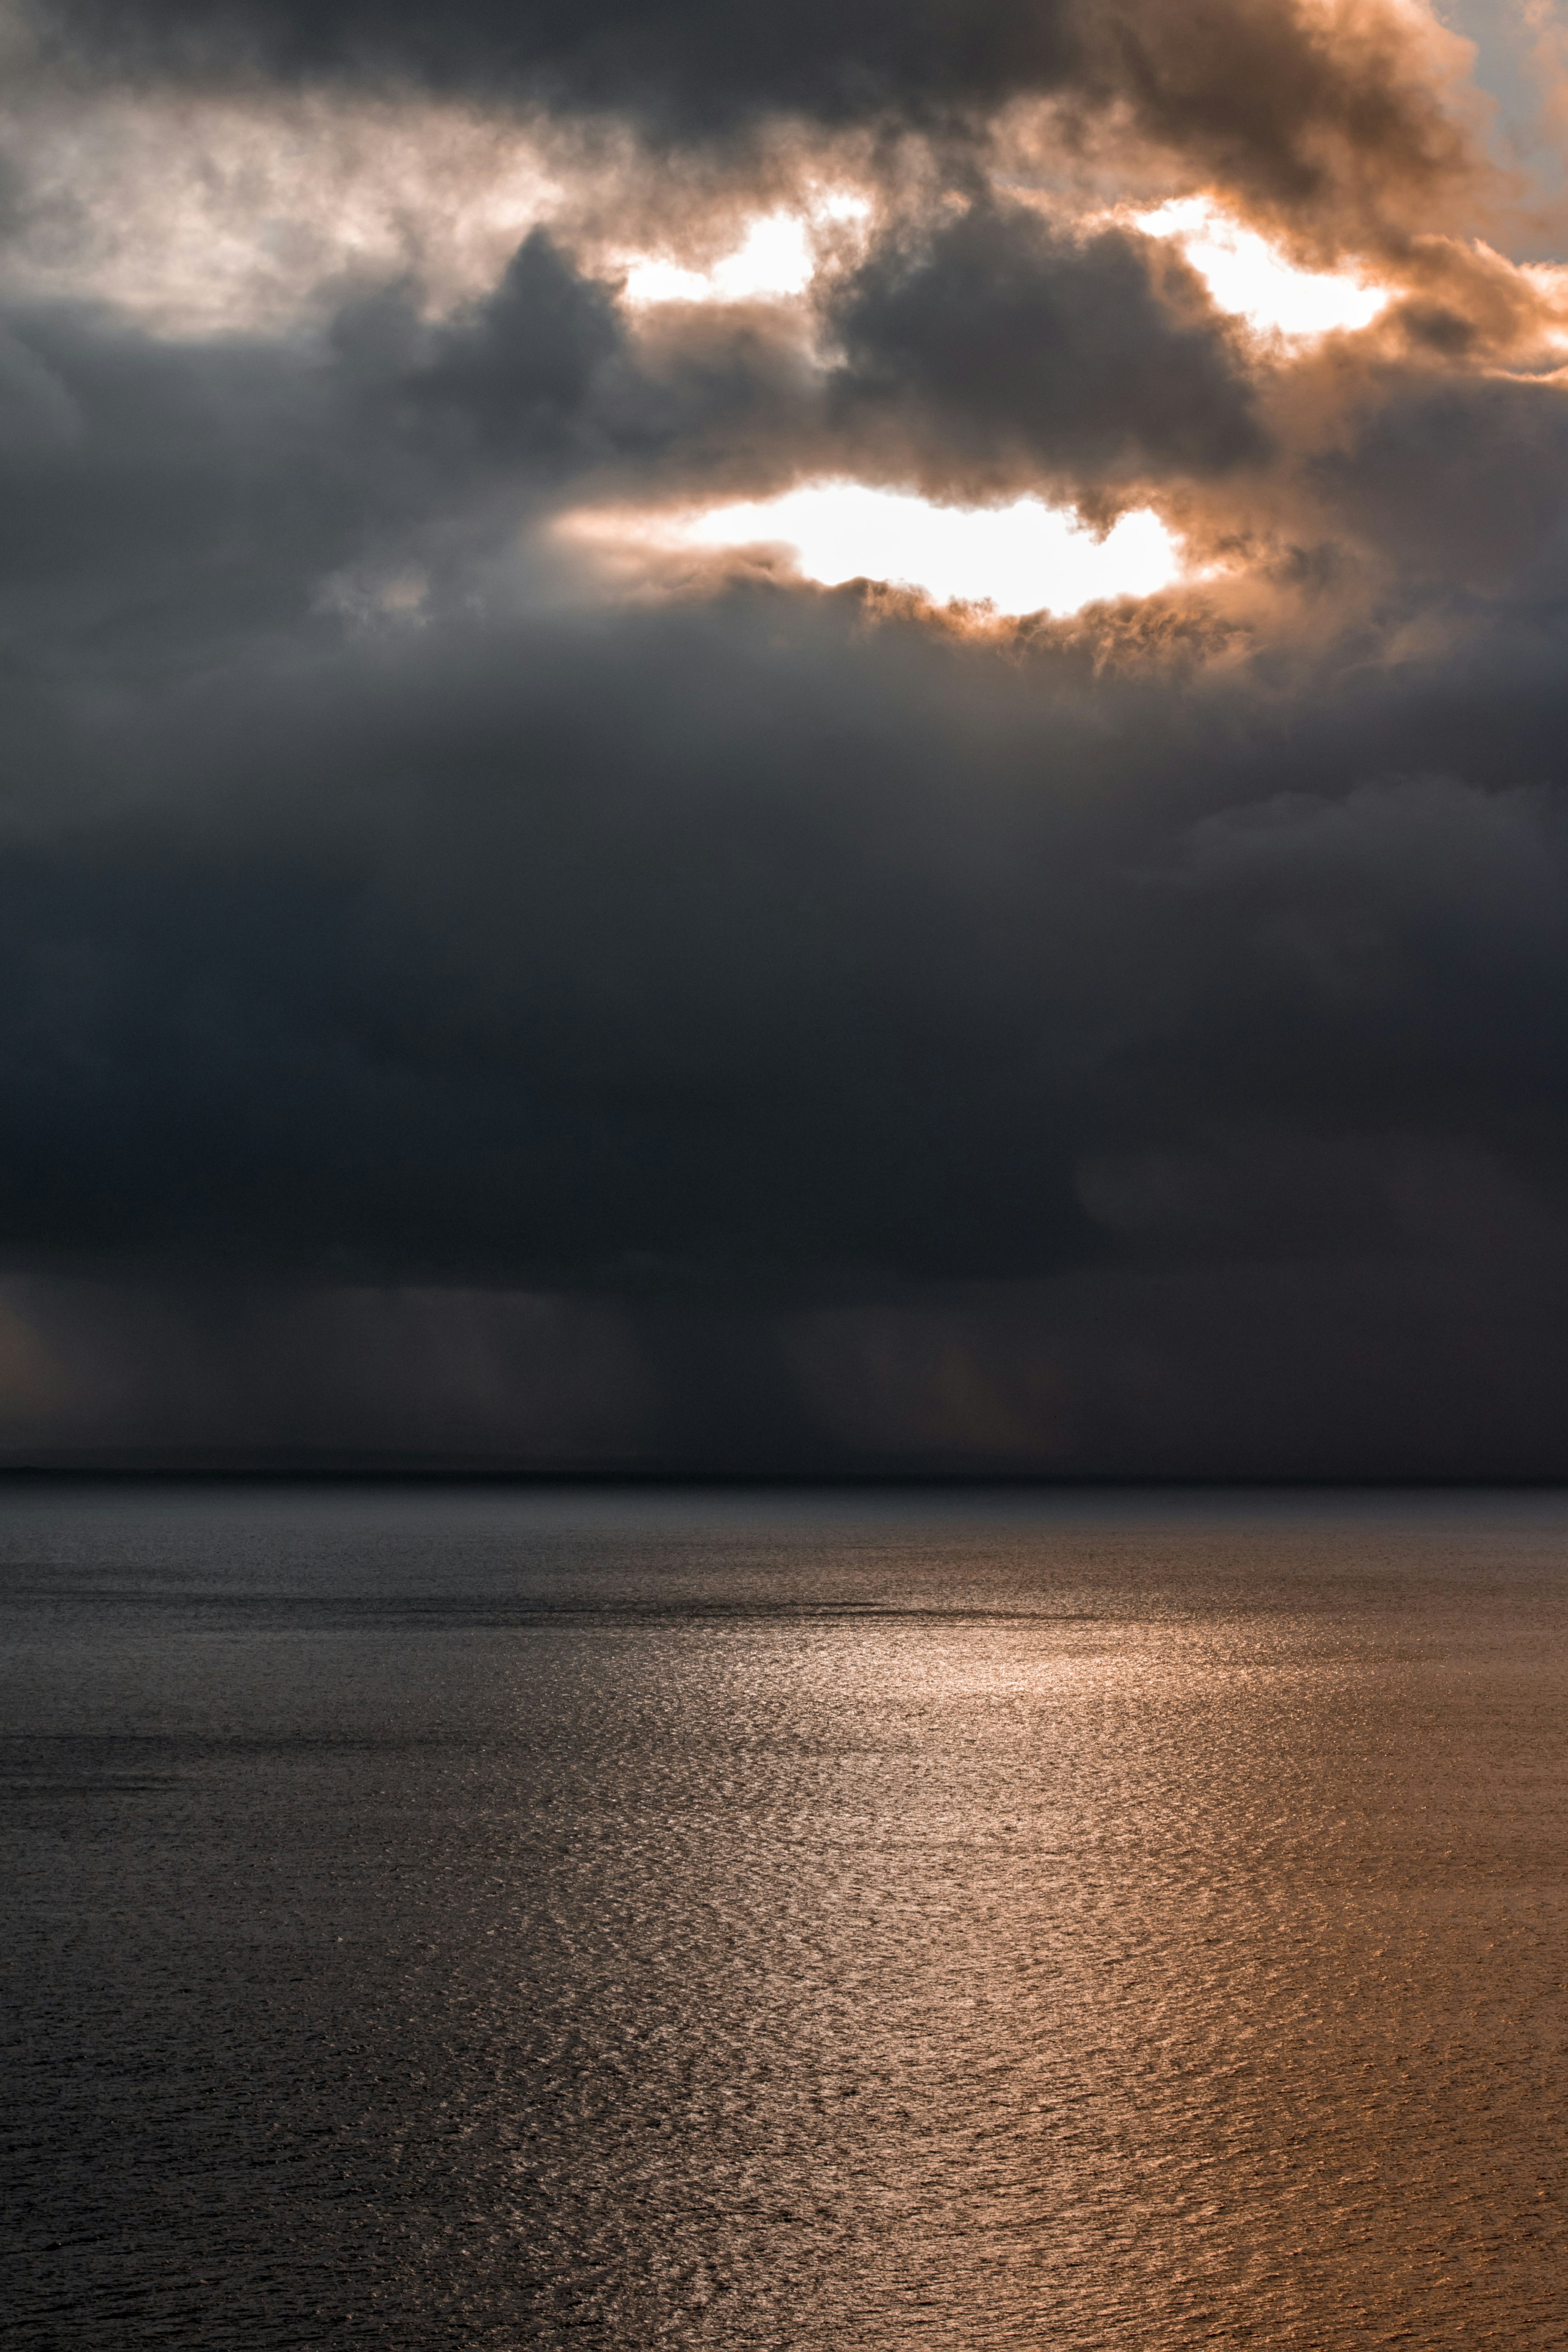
23;0;1081;130
23;0;1478;251
7;1139;1568;1478
824;203;1266;500
0;1;1564;1471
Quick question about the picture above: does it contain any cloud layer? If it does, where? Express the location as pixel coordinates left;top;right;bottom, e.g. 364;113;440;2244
1;0;1567;1472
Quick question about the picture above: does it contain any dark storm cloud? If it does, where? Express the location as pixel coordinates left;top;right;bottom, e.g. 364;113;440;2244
1106;775;1568;1160
9;1130;1568;1478
402;204;1267;509
22;0;1079;129
824;202;1265;497
22;0;1476;242
0;216;1259;657
0;578;1114;1289
0;236;693;663
0;305;392;660
1079;0;1474;241
786;1145;1568;1479
4;229;1568;1326
1;0;1567;1474
1311;368;1568;588
4;330;1568;1310
414;233;824;496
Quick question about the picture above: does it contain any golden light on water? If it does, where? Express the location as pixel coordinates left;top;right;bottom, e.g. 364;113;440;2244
562;485;1183;617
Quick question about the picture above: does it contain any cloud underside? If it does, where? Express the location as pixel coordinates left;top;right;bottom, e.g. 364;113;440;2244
2;0;1568;1472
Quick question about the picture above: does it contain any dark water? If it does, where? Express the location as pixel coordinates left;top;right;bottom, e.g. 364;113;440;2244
3;1485;1566;2348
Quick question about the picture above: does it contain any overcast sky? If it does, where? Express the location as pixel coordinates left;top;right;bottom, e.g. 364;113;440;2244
4;0;1568;1473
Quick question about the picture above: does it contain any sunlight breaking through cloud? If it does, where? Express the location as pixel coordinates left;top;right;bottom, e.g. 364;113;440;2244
563;484;1183;615
1136;198;1392;337
617;195;870;306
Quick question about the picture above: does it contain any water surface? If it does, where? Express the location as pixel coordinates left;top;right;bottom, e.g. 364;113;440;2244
4;1484;1565;2346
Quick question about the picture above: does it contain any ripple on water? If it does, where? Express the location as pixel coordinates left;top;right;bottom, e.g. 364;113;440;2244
2;1484;1566;2347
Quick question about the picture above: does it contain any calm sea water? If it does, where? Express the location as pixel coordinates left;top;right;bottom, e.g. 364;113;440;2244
3;1484;1565;2348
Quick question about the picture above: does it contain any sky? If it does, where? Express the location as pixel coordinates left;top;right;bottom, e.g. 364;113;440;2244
4;0;1568;1474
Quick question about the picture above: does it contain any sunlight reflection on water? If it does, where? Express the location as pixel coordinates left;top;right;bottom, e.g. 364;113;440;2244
3;1485;1566;2346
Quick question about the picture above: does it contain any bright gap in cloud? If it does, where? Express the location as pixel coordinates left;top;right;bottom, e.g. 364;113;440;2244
1137;198;1391;337
618;195;869;306
565;484;1183;616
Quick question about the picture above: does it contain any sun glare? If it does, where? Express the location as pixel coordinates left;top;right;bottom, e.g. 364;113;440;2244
616;191;1389;343
618;194;870;307
563;484;1183;616
1137;199;1391;338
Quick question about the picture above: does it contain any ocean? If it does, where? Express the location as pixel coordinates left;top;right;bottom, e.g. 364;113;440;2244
4;1483;1564;2346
